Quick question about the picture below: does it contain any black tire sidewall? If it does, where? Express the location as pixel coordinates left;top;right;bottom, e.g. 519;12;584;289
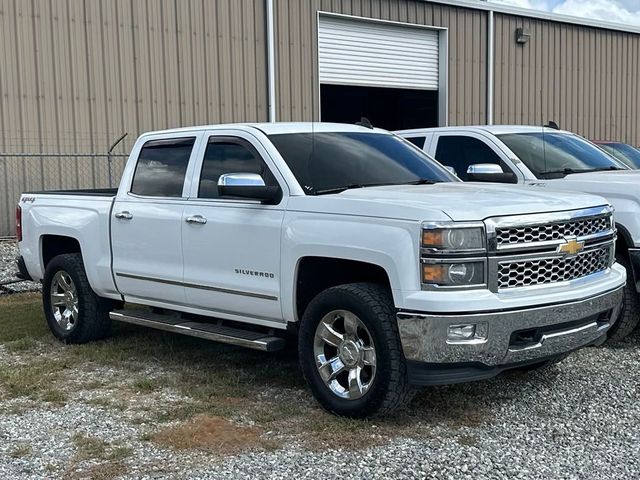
43;254;97;343
299;285;397;417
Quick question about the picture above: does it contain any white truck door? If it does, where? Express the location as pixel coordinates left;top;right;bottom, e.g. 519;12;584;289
429;132;524;182
181;132;285;326
111;135;200;306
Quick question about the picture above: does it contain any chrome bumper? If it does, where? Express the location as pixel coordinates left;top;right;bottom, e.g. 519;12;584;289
397;286;624;367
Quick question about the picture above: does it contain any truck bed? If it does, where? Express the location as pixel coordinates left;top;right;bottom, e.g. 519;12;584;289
23;188;118;196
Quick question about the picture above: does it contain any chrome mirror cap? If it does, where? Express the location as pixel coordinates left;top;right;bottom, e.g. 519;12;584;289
217;173;266;187
467;164;503;175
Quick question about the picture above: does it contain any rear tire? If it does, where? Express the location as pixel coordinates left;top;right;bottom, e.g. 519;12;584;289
298;282;414;418
42;253;113;344
606;254;640;343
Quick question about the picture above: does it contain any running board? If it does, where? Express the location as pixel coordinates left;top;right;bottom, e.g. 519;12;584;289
109;309;286;352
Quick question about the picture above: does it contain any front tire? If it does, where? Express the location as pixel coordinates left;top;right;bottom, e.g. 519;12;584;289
298;283;414;418
43;253;113;344
606;254;640;343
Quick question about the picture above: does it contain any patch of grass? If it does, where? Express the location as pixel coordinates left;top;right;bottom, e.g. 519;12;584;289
132;377;160;393
0;293;48;343
41;389;67;405
64;461;129;480
86;397;127;411
0;358;69;399
71;434;134;462
5;337;39;352
9;443;32;458
456;433;480;447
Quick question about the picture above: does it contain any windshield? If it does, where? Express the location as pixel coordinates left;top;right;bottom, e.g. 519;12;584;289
599;143;640;169
268;132;457;194
497;132;627;179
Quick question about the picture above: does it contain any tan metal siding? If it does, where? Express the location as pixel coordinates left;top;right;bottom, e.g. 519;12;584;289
273;0;488;126
493;13;640;145
0;0;269;155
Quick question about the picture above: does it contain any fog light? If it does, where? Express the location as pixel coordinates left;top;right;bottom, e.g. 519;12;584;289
448;324;477;340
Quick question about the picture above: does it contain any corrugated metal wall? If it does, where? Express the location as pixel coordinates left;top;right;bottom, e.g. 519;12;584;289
0;0;269;236
273;0;488;126
0;0;268;155
494;13;640;145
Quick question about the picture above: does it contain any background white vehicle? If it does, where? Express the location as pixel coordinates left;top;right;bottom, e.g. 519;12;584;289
397;125;640;341
16;123;626;417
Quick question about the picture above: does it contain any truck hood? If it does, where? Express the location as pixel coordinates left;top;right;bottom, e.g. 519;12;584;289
541;170;640;201
288;182;609;222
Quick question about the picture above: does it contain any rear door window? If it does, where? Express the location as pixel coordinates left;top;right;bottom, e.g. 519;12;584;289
130;137;196;197
434;135;506;180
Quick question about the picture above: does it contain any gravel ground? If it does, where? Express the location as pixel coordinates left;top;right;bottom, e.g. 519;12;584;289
0;243;639;479
0;337;638;480
0;241;40;294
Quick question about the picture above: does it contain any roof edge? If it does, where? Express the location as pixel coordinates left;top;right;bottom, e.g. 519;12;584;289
422;0;640;35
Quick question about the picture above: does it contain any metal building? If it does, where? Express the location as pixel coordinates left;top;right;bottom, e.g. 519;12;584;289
0;0;639;235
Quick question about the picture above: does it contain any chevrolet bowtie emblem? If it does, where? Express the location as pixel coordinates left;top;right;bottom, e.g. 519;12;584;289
557;237;585;255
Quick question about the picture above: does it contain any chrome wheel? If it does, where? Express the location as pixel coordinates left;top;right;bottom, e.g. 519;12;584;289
313;309;377;400
50;271;78;331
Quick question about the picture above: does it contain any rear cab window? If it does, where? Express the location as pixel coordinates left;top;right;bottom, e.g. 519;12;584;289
130;137;196;197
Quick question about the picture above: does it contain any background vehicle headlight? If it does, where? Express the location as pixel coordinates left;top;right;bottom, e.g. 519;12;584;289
422;261;485;287
422;226;485;251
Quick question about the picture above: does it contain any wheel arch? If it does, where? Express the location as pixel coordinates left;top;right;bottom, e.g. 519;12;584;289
293;256;394;322
40;234;82;270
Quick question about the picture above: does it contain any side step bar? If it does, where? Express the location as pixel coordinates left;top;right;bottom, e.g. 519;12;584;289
109;309;286;352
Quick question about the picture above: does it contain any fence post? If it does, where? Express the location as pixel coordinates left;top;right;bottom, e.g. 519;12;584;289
107;133;128;188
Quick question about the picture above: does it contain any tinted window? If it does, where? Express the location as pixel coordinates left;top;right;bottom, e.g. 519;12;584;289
498;133;627;178
601;142;640;169
199;140;278;198
405;136;426;149
267;132;455;195
435;136;506;180
131;138;195;197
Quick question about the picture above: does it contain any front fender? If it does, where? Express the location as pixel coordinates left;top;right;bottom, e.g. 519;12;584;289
281;212;420;322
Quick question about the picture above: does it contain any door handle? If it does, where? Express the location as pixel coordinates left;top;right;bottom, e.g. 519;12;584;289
114;211;133;220
185;215;207;225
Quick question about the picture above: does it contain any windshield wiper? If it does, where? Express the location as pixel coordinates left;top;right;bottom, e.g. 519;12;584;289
314;182;394;195
540;168;588;176
588;165;626;172
405;179;437;185
540;166;624;178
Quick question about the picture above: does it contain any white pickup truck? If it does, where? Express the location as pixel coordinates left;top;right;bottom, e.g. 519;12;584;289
16;123;626;417
397;125;640;341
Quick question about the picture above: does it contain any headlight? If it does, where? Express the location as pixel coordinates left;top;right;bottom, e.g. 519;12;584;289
422;224;485;252
421;222;487;289
422;261;485;287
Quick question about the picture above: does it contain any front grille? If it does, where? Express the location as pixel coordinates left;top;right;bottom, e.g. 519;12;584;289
498;247;610;289
495;215;611;247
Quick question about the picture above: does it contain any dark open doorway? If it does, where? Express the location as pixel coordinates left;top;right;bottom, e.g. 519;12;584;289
320;84;439;131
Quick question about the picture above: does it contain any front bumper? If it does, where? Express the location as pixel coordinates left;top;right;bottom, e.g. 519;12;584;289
629;248;640;293
397;286;624;386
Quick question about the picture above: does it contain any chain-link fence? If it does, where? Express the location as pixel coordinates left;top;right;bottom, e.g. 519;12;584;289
0;153;129;237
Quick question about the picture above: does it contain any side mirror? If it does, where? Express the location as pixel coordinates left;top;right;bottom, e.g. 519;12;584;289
217;173;281;203
466;164;517;184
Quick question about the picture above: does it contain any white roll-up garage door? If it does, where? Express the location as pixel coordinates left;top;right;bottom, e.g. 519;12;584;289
318;15;440;90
